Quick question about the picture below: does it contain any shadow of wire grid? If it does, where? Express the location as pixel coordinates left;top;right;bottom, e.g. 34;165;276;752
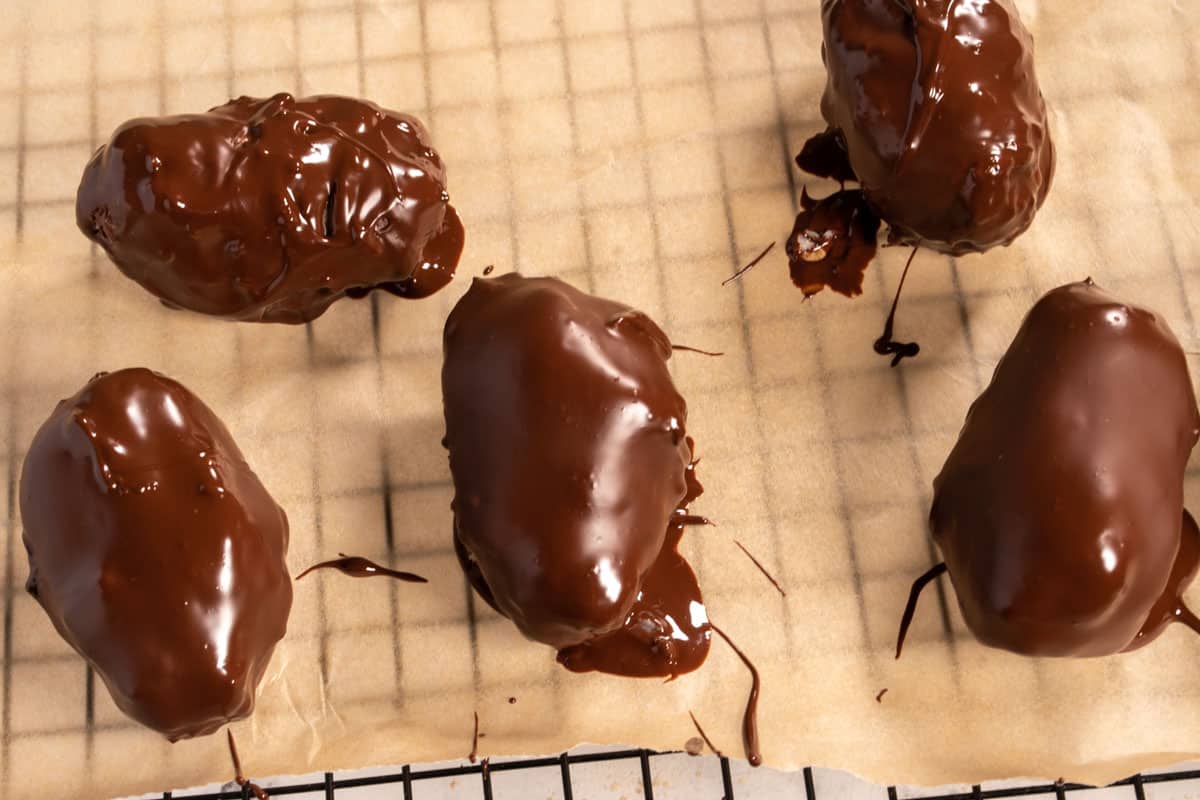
1;0;1199;798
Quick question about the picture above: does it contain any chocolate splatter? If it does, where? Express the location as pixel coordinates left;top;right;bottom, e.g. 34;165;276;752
295;554;428;583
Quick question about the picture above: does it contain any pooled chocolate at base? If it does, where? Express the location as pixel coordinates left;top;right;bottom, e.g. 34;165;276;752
20;369;292;740
76;93;464;323
556;460;708;677
295;554;428;583
442;274;711;679
785;187;879;298
924;281;1200;657
805;0;1054;255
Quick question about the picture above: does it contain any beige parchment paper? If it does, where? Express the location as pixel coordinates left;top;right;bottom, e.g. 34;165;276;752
0;0;1198;797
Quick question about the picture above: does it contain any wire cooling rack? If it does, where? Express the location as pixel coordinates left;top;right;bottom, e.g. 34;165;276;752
140;751;1200;799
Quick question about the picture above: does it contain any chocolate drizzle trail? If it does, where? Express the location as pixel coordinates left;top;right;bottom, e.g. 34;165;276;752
710;623;762;767
671;344;725;357
734;541;786;598
785;186;879;298
895;562;948;659
443;274;711;679
802;0;1054;256
295;553;428;583
227;730;270;800
20;368;292;740
926;281;1200;657
688;711;724;758
722;241;776;287
76;93;465;323
875;689;888;703
873;248;921;366
468;711;480;764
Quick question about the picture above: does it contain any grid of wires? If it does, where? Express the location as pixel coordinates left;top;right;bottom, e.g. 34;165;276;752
153;751;1200;800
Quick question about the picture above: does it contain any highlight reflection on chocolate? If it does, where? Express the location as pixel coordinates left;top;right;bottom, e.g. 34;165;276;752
20;369;292;740
790;0;1054;295
910;281;1200;657
77;93;465;323
442;274;711;678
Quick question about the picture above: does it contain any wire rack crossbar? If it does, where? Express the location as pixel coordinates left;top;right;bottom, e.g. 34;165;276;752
159;750;1200;800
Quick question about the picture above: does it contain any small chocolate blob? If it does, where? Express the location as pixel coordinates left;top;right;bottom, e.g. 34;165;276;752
924;281;1200;657
76;93;464;323
20;368;292;739
442;274;710;678
785;187;880;298
804;0;1054;255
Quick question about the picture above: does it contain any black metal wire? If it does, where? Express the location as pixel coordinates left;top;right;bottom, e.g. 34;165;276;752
639;749;655;800
481;761;493;800
559;752;573;800
154;750;1200;799
719;755;735;799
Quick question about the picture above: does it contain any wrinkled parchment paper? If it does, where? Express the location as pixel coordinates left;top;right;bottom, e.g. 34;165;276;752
1;0;1198;797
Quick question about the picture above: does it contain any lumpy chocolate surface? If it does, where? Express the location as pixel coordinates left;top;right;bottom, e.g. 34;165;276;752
20;368;292;739
76;93;464;323
930;281;1200;656
442;274;711;678
802;0;1054;256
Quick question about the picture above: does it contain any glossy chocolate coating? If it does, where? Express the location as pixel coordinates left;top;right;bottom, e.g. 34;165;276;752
76;93;464;323
442;274;711;678
20;369;292;739
931;281;1200;656
812;0;1054;254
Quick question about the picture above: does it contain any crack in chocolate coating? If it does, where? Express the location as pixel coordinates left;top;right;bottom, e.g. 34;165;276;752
442;274;711;678
807;0;1054;255
76;93;465;323
20;369;292;739
930;281;1200;656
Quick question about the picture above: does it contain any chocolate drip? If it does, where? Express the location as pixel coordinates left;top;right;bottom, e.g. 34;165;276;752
20;369;292;740
671;345;725;357
722;241;776;287
468;711;480;764
895;562;948;659
873;248;921;366
443;274;711;679
1125;511;1200;650
734;541;786;598
795;128;856;185
688;710;724;758
710;624;762;767
227;730;270;800
295;554;428;583
76;93;464;323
